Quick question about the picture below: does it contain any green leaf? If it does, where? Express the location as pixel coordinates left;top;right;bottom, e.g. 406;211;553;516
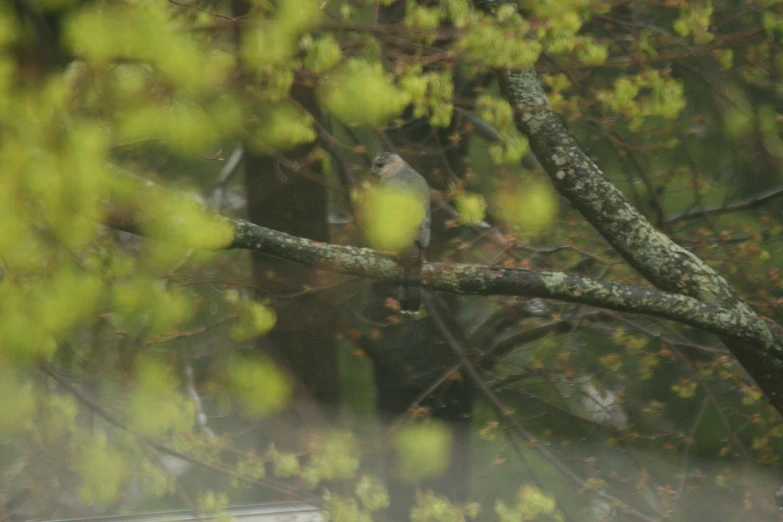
393;421;452;481
226;356;292;419
319;59;410;126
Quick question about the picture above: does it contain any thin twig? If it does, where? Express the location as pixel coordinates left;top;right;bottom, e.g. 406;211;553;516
41;365;305;499
669;186;783;224
424;296;663;522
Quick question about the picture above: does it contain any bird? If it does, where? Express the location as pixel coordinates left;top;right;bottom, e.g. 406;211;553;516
371;152;431;313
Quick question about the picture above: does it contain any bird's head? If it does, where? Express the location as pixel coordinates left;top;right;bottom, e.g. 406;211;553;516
371;152;403;178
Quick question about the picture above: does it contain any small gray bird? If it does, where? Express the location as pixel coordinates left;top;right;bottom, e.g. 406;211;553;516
371;152;431;313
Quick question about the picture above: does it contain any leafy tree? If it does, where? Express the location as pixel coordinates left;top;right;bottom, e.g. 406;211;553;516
4;0;783;521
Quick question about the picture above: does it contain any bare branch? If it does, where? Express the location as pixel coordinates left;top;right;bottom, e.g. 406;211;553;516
41;365;304;499
424;296;663;522
669;186;783;224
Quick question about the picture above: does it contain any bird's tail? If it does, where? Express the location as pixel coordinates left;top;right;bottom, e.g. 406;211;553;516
401;279;422;313
400;244;424;313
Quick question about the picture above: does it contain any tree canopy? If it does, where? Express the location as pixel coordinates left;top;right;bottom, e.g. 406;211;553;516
4;0;783;521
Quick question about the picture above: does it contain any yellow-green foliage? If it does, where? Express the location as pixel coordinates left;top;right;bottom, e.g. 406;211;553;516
267;443;302;478
455;192;487;225
228;297;277;341
2;0;770;513
0;5;16;49
197;490;231;522
674;1;714;44
597;71;686;130
537;11;583;55
65;3;233;93
225;355;292;419
599;353;622;372
405;5;441;39
355;474;390;512
612;328;649;355
0;369;35;434
118;97;243;153
494;180;558;235
393;420;452;481
0;270;102;363
574;37;608;66
125;186;234;249
411;492;468;522
65;3;243;153
303;34;343;75
111;278;193;335
35;392;79;445
739;41;770;87
714;49;733;70
444;0;471;28
273;452;302;478
136;457;177;498
722;90;753;139
741;385;764;406
233;456;267;488
526;0;592;18
327;495;373;522
476;94;529;164
757;106;783;159
251;101;317;152
764;12;783;39
75;431;130;504
128;357;195;438
0;81;108;260
672;378;698;399
457;10;541;70
495;485;562;522
400;67;454;127
522;0;610;61
0;0;312;506
319;59;411;126
361;185;427;253
241;0;322;68
323;474;389;522
638;354;660;381
541;74;577;114
257;66;296;102
302;430;361;487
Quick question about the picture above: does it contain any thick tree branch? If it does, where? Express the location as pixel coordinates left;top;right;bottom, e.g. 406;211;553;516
229;220;774;347
492;69;783;407
107;123;783;420
472;0;783;413
495;69;747;310
476;0;744;309
102;177;778;357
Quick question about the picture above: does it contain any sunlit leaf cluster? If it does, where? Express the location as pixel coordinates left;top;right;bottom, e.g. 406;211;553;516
3;0;783;518
320;59;411;126
597;70;687;130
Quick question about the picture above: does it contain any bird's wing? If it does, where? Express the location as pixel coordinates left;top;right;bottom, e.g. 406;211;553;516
381;167;431;248
418;201;431;248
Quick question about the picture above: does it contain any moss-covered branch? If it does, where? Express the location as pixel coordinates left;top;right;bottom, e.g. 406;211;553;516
496;70;748;310
103;172;779;356
230;219;776;348
472;0;783;412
